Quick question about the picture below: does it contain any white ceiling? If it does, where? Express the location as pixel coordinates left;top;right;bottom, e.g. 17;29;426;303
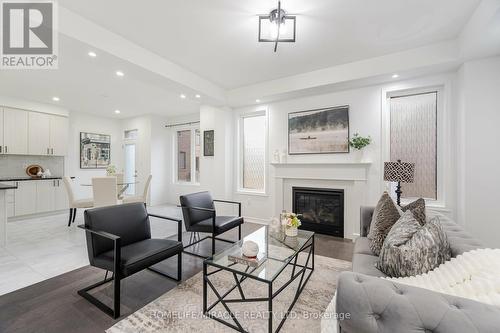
60;0;480;89
0;0;487;118
0;36;205;118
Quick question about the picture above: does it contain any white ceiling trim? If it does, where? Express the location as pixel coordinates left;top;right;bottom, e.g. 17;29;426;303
226;40;461;107
58;6;226;103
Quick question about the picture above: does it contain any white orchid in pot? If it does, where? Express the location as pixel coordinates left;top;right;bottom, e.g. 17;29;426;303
281;212;302;237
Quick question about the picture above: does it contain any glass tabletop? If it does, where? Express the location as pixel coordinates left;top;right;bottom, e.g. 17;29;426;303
206;226;314;282
80;181;138;186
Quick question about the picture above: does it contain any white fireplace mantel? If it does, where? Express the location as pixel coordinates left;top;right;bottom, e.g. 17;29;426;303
271;162;372;239
270;162;372;181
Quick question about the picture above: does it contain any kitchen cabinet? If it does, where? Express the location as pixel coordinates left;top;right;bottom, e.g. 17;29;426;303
9;180;68;217
28;113;68;156
3;107;28;155
14;181;37;216
28;112;51;155
36;180;56;213
49;116;69;156
54;179;68;211
3;182;15;218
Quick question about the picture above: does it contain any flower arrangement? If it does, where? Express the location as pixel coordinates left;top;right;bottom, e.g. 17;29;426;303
349;133;371;150
281;212;302;228
106;164;117;175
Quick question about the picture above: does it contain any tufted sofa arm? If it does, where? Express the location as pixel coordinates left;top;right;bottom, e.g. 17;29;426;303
336;271;500;333
360;206;375;237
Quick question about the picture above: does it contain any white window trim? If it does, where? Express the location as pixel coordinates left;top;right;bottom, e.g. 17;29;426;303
381;82;451;208
173;124;200;186
235;109;269;196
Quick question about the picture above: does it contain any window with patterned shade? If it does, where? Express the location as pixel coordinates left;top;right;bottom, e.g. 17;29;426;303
239;112;267;193
389;92;437;200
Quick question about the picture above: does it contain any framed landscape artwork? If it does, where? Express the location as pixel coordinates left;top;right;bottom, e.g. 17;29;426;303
203;130;214;156
80;132;111;169
288;106;349;154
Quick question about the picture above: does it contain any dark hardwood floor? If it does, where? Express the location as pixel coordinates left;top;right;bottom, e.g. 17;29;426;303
0;223;353;333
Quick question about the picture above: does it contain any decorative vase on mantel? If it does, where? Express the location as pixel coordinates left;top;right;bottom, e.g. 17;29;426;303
351;149;365;162
349;133;371;163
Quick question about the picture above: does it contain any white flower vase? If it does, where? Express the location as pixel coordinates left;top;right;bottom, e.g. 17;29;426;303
352;149;364;162
285;226;298;237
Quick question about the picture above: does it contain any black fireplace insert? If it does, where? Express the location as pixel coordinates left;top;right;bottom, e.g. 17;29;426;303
292;187;344;237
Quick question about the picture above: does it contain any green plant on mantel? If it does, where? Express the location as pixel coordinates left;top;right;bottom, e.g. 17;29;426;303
349;133;371;150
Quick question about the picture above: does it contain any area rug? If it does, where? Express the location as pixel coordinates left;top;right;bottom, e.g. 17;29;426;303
107;255;351;333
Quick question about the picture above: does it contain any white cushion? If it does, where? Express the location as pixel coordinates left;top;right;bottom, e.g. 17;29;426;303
72;198;93;208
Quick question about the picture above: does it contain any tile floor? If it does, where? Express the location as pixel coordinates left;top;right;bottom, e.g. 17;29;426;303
0;205;182;296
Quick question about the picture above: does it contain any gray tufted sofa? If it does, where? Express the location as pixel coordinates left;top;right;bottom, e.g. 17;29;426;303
335;206;500;333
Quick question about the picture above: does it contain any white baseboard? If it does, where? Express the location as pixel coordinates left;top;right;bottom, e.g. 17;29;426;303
243;216;269;225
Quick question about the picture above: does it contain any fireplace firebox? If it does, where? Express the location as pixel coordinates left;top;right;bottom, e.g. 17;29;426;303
292;187;344;237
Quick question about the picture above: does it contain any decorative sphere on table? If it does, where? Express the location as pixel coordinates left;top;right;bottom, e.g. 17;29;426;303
242;241;259;258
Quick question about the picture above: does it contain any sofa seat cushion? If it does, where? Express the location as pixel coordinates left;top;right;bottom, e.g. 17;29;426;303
352;253;387;277
195;216;244;234
354;237;374;255
94;238;183;277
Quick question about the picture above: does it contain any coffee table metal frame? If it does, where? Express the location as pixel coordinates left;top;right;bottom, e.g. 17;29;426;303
202;233;315;333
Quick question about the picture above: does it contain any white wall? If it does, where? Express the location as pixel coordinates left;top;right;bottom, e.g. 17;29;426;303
232;73;458;236
457;56;500;247
149;115;170;205
66;111;123;198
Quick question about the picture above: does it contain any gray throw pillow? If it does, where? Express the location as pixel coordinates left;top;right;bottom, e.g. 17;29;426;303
367;192;401;256
376;211;451;278
401;198;426;225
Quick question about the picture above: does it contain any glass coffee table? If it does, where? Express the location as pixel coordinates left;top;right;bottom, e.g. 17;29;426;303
203;226;315;332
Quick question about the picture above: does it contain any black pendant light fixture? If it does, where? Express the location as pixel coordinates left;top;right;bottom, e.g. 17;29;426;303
258;1;296;52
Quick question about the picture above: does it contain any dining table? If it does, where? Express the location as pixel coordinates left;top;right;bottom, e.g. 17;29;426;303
80;181;139;198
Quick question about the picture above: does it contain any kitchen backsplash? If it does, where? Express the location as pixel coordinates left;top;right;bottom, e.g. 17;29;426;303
0;155;64;177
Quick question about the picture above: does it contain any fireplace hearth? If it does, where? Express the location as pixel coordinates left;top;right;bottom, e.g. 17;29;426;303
292;187;344;237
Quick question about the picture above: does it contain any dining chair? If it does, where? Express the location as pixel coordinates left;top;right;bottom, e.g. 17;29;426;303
123;175;152;206
92;177;119;208
62;176;93;227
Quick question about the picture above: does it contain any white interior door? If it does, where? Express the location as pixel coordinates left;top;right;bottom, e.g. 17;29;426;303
124;143;136;195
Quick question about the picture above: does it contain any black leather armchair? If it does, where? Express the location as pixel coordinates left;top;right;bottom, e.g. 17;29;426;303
78;203;183;318
180;191;243;258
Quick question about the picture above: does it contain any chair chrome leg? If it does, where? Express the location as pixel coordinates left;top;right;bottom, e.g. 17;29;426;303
72;208;77;223
238;225;241;240
67;208;73;227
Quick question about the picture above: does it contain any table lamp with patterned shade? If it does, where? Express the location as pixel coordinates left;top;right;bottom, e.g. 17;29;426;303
384;160;415;206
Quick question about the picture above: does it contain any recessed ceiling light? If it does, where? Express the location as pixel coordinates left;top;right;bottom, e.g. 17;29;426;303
180;94;186;99
256;99;261;103
195;94;201;99
392;74;399;78
114;110;121;114
116;71;124;77
52;97;60;102
88;51;97;58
